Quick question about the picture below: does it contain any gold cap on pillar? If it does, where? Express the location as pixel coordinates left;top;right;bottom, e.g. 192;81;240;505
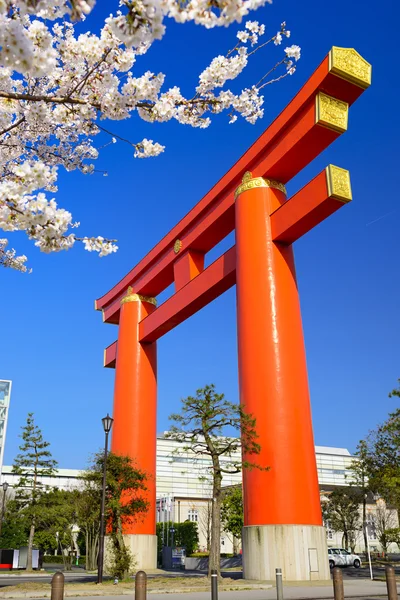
234;171;287;200
120;286;157;306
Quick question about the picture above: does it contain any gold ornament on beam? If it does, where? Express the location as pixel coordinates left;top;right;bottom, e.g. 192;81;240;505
315;92;349;134
174;239;182;254
329;46;372;90
326;165;352;203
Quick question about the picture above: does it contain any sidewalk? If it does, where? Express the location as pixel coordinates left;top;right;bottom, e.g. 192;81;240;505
0;577;395;599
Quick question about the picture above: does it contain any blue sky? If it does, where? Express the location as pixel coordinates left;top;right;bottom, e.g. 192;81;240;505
1;0;399;469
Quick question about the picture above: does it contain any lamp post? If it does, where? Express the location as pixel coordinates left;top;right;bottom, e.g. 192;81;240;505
97;413;113;584
0;482;9;538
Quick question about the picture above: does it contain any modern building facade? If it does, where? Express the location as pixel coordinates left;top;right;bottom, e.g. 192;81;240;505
0;380;11;482
3;434;396;554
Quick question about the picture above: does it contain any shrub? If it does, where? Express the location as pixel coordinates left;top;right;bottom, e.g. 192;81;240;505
43;555;86;565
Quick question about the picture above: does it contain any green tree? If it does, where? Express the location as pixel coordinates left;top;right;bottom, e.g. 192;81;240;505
0;500;28;549
84;452;148;579
388;380;400;400
348;440;371;554
366;406;400;512
12;413;57;570
167;384;264;577
156;521;199;556
221;486;243;554
386;527;400;550
322;488;361;552
33;488;79;570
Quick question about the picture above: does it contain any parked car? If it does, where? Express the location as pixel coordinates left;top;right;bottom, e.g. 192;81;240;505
328;548;361;569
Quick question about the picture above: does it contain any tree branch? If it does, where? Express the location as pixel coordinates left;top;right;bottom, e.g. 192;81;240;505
0;116;25;137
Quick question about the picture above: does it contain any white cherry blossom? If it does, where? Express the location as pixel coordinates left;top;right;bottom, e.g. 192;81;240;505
285;44;301;62
0;2;300;272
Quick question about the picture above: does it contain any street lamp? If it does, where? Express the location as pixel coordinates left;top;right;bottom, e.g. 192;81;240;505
97;413;113;584
0;482;9;538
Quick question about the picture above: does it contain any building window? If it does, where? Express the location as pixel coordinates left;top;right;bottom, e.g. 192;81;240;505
323;519;333;540
188;509;198;522
366;513;377;540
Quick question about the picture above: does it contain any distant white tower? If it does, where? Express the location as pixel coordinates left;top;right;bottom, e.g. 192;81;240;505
0;381;11;480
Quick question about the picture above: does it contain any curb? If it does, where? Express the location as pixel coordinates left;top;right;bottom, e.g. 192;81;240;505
0;584;273;598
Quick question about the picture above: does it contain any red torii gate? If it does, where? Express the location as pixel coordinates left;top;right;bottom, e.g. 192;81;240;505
96;46;371;580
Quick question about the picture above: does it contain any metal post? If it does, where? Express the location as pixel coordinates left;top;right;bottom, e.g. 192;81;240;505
135;570;147;600
166;497;169;547
0;490;5;538
365;524;373;580
51;571;64;600
162;499;165;546
386;565;398;600
211;569;218;600
332;567;344;600
97;429;109;584
275;568;283;600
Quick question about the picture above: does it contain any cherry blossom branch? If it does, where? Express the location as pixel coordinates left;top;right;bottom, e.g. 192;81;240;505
0;4;301;270
66;48;113;98
0;117;26;137
255;58;286;89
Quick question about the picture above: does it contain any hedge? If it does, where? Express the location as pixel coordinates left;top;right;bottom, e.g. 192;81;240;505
43;555;86;565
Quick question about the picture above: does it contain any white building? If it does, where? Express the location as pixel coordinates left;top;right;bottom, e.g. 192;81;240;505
0;380;11;481
3;435;394;554
2;466;81;490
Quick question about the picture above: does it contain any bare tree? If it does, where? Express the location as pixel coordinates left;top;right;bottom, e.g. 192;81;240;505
198;500;212;552
374;500;398;558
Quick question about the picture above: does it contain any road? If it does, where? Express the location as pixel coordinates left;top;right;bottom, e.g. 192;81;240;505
0;565;398;598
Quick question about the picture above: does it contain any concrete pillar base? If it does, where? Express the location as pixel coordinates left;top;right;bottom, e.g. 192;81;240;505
124;534;157;570
105;534;157;572
242;524;330;582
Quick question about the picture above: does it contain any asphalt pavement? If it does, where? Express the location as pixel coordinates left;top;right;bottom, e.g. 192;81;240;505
18;580;397;600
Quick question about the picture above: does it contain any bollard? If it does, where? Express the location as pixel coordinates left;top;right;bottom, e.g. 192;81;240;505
51;571;64;600
332;567;344;600
135;570;147;600
211;569;218;600
385;565;398;600
276;568;283;600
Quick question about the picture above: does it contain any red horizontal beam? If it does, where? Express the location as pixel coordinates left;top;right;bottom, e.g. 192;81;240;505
104;160;352;361
96;47;370;324
100;101;340;324
104;247;236;363
104;342;117;369
139;247;236;343
270;165;352;244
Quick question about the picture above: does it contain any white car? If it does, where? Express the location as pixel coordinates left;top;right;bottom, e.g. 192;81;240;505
328;548;362;569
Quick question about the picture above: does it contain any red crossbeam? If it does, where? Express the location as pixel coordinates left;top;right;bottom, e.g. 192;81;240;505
103;164;350;366
271;165;352;244
97;47;369;325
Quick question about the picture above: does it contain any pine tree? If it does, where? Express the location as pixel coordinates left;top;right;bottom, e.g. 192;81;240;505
167;384;264;578
12;413;57;571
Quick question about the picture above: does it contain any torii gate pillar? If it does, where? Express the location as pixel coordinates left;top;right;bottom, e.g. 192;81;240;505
235;177;328;580
111;291;158;568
